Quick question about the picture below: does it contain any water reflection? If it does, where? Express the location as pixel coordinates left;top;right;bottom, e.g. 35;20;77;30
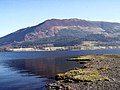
0;57;82;90
2;57;82;77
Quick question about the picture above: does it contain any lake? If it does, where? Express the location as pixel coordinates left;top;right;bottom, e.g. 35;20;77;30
0;49;120;90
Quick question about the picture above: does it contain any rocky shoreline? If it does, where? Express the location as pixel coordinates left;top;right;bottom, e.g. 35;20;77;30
48;54;120;90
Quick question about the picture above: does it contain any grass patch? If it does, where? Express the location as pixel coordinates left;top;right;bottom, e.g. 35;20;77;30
68;55;105;62
55;69;110;82
103;54;120;58
61;54;112;82
68;55;95;61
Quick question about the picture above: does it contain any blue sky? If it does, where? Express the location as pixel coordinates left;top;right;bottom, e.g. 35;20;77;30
0;0;120;37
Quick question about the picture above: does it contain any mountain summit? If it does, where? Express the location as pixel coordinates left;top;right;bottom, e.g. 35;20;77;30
1;19;120;47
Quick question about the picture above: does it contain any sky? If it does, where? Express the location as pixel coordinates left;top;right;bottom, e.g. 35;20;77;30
0;0;120;37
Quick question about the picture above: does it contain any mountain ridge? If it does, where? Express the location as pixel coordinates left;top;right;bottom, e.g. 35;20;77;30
1;18;120;47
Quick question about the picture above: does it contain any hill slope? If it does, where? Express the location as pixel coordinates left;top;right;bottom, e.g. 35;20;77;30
1;19;120;47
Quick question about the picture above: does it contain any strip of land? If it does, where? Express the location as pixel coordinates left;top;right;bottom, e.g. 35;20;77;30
48;54;120;90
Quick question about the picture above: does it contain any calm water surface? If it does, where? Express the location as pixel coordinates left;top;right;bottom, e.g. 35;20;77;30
0;50;120;90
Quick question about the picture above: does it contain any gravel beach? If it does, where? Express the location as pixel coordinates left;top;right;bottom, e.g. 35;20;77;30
48;54;120;90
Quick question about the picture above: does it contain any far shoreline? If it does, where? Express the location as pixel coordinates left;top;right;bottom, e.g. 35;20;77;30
1;47;120;52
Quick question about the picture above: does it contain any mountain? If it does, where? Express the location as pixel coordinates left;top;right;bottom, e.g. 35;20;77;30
1;18;120;47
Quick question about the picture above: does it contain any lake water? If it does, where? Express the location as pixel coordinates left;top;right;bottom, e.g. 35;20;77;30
0;50;120;90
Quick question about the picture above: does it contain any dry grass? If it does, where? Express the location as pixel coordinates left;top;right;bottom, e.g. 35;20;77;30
55;69;110;82
103;54;120;58
68;55;95;61
56;54;115;82
68;55;105;62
